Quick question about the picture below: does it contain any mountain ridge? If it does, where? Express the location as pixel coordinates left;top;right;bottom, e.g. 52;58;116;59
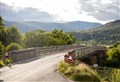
5;20;102;32
73;20;120;44
102;20;120;28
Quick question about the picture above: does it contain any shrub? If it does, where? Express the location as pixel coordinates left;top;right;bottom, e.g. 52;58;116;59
4;58;13;64
58;61;72;75
58;61;101;82
0;60;5;67
6;43;22;52
0;58;13;67
71;64;101;82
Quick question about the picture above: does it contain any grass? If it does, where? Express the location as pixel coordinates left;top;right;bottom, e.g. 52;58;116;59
116;69;120;82
94;67;120;82
58;61;101;82
58;61;120;82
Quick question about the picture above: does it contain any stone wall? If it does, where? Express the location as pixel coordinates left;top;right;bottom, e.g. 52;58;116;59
8;45;83;62
80;50;107;67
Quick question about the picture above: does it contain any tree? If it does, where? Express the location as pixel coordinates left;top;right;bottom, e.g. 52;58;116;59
0;16;5;27
24;29;75;48
6;43;22;52
0;41;4;58
6;26;22;45
51;29;75;45
45;36;60;46
113;42;120;48
24;31;48;47
106;48;120;67
0;16;6;46
0;26;6;45
89;40;97;46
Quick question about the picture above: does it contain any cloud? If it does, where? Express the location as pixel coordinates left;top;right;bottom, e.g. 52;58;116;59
78;0;120;21
0;0;119;23
0;2;57;22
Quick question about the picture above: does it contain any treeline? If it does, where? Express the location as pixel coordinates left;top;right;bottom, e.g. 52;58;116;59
24;29;75;47
0;16;75;54
73;22;120;45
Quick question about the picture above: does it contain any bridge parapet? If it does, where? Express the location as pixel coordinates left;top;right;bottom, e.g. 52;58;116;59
74;46;107;66
74;46;107;58
8;44;85;62
7;45;106;62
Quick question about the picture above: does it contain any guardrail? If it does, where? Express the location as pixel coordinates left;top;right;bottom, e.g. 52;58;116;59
8;44;85;62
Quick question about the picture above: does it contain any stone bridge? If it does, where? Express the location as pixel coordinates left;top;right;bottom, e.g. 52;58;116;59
8;45;84;62
70;46;107;67
8;45;107;66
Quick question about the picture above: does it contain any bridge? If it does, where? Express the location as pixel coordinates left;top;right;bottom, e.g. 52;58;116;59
1;45;107;82
8;45;107;66
66;46;107;66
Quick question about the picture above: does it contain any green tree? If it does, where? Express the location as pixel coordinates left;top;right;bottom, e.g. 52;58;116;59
0;41;4;52
89;40;97;46
24;31;48;47
0;41;4;58
0;16;6;46
6;26;22;45
113;42;120;48
51;29;75;45
24;29;75;48
0;16;5;27
106;48;120;67
6;43;22;52
45;36;59;46
0;26;6;45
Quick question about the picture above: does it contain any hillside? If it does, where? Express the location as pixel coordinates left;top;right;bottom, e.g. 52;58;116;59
73;20;120;45
5;21;102;32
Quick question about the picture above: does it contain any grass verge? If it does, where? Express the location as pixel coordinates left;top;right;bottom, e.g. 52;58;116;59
58;61;101;82
0;58;13;67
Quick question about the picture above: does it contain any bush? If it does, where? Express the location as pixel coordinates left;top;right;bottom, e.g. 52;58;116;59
58;61;101;82
71;64;101;82
6;43;22;52
4;58;13;64
0;60;5;67
58;61;72;75
0;58;13;67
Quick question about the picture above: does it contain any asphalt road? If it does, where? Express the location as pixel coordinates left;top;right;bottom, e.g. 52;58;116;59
0;52;72;82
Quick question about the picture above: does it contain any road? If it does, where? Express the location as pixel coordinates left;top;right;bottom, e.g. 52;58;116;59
0;52;72;82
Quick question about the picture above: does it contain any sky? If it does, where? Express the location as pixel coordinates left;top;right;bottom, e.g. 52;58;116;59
0;0;120;24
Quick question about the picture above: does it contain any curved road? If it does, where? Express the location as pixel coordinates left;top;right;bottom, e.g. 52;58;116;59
0;52;72;82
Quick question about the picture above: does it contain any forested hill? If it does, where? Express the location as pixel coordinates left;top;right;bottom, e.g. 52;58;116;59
73;20;120;45
5;21;102;32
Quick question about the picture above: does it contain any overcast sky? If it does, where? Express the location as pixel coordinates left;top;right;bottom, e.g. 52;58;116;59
0;0;120;24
